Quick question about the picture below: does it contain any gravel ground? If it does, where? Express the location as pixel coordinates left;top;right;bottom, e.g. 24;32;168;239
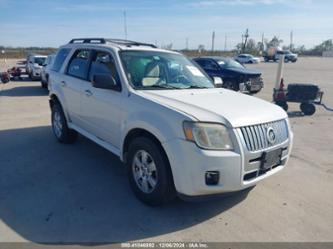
0;57;332;243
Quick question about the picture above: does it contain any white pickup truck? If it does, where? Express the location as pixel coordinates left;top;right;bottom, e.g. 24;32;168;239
48;38;293;205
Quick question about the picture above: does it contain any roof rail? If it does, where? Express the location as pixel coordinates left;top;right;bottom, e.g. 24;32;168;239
106;39;157;48
69;38;106;44
68;38;157;48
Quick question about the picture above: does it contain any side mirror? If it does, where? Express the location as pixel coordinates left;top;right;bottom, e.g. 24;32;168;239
213;77;223;88
92;74;121;91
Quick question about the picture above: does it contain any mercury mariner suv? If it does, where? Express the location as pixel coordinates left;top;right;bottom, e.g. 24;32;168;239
48;38;293;205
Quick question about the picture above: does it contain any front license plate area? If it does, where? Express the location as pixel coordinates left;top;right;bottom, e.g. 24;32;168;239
261;148;283;170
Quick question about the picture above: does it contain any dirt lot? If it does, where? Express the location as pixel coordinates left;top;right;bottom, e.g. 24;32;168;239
0;57;332;243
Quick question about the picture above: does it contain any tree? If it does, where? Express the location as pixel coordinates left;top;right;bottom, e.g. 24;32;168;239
198;44;205;53
265;36;283;48
162;43;173;50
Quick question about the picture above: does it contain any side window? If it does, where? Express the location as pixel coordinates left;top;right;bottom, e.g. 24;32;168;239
203;60;218;70
67;49;90;80
88;51;121;86
194;59;205;67
52;48;71;72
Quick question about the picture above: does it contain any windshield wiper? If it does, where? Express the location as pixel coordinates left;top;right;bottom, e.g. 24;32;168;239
148;84;181;89
185;85;209;89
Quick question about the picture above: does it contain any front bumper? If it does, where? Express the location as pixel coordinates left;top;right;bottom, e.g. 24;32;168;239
32;69;42;78
240;77;264;93
162;127;293;197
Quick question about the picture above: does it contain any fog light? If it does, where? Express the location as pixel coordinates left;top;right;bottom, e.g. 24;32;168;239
205;171;219;185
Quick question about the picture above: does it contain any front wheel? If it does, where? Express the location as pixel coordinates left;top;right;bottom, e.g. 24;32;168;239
126;137;176;206
223;81;239;91
51;102;78;143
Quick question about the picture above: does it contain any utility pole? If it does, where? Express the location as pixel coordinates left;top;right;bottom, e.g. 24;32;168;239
123;10;128;40
224;34;227;51
211;31;215;52
241;34;244;51
290;30;293;51
186;37;189;50
242;28;249;52
261;33;265;53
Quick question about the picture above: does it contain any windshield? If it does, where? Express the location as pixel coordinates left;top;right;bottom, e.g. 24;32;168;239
217;59;244;69
120;51;214;90
34;57;46;65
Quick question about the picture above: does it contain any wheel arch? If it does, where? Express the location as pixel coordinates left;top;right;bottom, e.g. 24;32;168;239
49;93;71;122
122;128;168;164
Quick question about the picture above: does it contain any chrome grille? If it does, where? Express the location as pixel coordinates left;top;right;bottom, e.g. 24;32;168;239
240;119;288;151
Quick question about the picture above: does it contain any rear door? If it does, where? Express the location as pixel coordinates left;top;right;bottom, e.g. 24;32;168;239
61;49;91;125
80;49;124;148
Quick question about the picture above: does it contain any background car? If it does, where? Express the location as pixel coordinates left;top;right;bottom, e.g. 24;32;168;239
264;47;298;62
235;54;260;64
26;54;47;80
276;50;298;62
41;54;55;88
193;56;264;94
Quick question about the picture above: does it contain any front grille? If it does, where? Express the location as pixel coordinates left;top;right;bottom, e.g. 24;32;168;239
240;119;288;152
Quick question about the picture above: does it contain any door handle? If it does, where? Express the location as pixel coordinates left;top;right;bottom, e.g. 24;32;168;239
85;89;93;97
61;81;66;87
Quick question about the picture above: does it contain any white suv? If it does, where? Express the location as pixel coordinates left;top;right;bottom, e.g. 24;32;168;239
26;54;47;80
49;38;293;205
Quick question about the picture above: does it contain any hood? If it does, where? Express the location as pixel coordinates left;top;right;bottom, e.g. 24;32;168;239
226;67;261;76
137;88;287;128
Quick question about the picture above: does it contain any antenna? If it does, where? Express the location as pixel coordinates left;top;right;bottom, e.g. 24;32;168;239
123;10;128;40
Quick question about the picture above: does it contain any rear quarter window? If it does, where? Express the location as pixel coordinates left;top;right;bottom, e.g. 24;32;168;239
51;48;71;72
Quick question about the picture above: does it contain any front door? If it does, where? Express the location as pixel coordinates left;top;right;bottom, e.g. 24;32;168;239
80;50;124;149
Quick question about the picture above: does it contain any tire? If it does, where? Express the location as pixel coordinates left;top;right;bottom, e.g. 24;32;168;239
126;137;176;206
275;101;288;111
41;81;47;88
249;89;261;94
223;81;239;91
249;60;253;64
1;75;10;84
51;102;78;143
300;103;316;116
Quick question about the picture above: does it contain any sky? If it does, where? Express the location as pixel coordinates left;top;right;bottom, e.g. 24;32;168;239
0;0;332;50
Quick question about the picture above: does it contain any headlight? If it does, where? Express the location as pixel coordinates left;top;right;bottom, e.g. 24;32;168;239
183;121;234;150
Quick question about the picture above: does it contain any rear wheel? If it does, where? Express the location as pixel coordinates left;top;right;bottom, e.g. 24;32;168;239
126;137;176;206
51;102;78;143
300;103;316;116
